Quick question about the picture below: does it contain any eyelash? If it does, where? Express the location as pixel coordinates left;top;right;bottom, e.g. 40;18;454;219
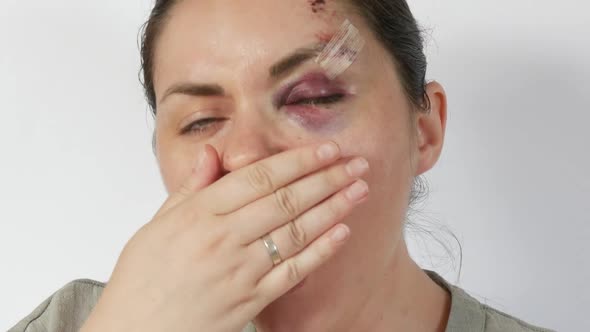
287;94;345;106
180;94;345;136
180;117;223;136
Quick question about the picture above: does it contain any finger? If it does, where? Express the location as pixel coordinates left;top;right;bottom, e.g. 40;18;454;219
255;223;351;303
235;157;369;243
246;179;368;275
153;144;222;219
202;141;341;215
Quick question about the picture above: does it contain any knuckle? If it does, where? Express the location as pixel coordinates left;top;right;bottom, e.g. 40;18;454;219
175;199;201;227
177;182;193;197
228;285;257;313
237;290;256;309
247;164;275;194
316;239;334;260
202;227;229;252
287;220;307;250
224;256;248;285
286;260;302;284
274;186;299;218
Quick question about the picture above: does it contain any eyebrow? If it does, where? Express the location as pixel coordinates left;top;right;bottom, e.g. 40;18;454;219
159;83;224;104
269;42;326;79
158;42;326;104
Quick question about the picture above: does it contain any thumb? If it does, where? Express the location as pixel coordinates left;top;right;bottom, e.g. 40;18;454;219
182;143;222;193
154;144;222;219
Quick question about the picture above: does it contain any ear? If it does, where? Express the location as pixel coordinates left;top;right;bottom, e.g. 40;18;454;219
413;81;447;176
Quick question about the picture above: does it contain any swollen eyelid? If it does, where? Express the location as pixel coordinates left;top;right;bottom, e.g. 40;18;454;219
285;84;343;105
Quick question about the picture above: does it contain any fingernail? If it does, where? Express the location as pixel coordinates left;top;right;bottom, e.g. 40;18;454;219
345;180;368;202
346;157;369;177
330;225;350;242
317;142;339;161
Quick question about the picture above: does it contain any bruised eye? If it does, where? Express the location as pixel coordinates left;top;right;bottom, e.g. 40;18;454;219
180;118;224;136
289;94;345;106
282;82;347;107
274;72;350;109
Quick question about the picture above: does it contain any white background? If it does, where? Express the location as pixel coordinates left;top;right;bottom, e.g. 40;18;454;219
1;1;588;331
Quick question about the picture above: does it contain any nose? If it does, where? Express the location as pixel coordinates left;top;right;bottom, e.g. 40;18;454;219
220;114;281;172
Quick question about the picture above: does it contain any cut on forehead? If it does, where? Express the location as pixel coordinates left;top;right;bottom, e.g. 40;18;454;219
151;0;364;78
157;0;357;44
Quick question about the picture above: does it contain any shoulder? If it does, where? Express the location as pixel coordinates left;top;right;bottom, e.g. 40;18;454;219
9;279;106;332
480;300;556;332
451;285;555;332
423;270;556;332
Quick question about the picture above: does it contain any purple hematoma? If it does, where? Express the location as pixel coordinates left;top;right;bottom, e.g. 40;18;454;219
309;0;327;13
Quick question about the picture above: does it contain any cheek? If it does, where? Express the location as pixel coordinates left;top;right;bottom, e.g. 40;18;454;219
157;139;203;195
154;112;208;194
335;108;412;195
159;158;188;195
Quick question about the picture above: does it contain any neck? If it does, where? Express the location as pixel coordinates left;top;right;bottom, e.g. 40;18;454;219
252;238;451;332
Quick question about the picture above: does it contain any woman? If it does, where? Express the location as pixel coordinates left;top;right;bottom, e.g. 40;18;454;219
10;0;555;331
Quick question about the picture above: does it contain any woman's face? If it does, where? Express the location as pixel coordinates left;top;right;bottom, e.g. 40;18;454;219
154;0;422;297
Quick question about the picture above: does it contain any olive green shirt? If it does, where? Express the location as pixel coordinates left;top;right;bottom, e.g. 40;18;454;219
8;269;556;332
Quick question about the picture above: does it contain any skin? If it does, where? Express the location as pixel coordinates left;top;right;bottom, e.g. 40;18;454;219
150;0;449;331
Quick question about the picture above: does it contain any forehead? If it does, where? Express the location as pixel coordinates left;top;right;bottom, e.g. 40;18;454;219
152;0;357;85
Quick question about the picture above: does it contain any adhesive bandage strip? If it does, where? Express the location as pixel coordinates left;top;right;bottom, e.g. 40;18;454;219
315;19;365;80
